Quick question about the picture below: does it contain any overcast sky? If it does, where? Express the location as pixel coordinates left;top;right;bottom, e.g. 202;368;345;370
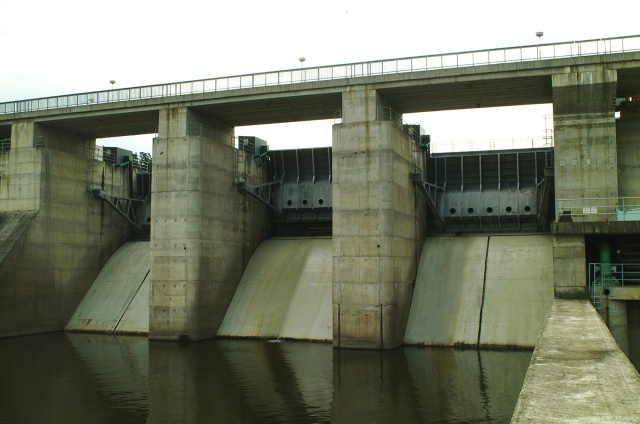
0;0;634;153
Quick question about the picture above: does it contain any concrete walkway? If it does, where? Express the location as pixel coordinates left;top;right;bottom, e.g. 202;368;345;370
512;299;640;423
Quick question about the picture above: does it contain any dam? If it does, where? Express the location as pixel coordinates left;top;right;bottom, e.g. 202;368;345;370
2;34;640;420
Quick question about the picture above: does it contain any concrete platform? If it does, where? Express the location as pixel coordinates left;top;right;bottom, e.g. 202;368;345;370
512;299;640;423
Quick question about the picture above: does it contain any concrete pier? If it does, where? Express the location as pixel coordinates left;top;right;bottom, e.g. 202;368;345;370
512;299;640;423
149;107;269;341
0;122;131;337
332;87;426;349
552;66;619;210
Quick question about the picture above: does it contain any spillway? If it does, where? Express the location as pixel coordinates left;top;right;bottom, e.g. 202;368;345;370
65;241;150;334
405;235;555;348
65;234;553;346
218;237;332;341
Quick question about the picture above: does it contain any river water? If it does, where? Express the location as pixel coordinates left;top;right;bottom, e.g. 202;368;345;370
0;333;531;424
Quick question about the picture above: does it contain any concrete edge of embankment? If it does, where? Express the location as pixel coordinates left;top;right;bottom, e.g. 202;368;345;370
511;299;640;423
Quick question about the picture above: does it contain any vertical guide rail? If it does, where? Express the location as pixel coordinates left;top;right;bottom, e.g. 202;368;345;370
588;263;604;314
234;139;246;185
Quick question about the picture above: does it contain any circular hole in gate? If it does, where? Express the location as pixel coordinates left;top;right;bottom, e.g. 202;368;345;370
318;199;324;205
486;207;493;213
467;207;474;214
524;205;531;212
287;200;292;206
506;206;513;213
302;199;308;206
449;208;456;214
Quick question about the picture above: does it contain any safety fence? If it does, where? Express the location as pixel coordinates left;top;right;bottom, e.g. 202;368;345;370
1;35;639;115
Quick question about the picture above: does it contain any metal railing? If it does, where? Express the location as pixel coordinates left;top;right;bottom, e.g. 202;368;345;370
430;136;553;154
1;35;639;115
556;197;640;222
588;262;640;313
0;139;10;152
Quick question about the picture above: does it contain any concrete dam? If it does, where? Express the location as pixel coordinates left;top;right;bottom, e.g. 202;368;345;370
3;33;640;420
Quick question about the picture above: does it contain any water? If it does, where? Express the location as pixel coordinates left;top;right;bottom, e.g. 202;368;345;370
0;333;532;424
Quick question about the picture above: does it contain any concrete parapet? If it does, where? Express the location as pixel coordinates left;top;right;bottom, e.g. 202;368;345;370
512;299;640;423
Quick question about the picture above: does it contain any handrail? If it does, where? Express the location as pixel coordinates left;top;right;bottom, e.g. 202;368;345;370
1;35;639;116
556;197;640;222
431;136;553;154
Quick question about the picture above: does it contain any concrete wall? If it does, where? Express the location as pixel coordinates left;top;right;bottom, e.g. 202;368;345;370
617;120;640;198
552;66;618;216
150;107;269;341
512;300;640;423
553;234;586;299
0;122;132;337
332;87;427;349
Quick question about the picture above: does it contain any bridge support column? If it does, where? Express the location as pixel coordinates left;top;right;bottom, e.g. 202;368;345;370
552;66;618;208
150;107;268;341
332;87;426;349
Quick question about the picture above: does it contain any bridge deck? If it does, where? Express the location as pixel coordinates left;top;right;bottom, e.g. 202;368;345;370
512;299;640;423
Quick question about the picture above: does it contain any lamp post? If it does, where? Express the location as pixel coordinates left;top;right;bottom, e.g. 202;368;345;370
536;32;544;59
109;80;116;102
299;57;306;82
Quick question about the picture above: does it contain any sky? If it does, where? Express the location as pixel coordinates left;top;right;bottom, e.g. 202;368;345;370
0;0;635;154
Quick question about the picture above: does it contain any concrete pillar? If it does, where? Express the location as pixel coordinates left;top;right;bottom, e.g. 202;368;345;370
607;299;629;355
552;235;587;299
0;121;130;337
616;120;640;198
552;67;618;218
332;87;426;349
150;107;268;341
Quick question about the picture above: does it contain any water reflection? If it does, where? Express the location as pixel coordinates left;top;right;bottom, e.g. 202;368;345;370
0;334;531;424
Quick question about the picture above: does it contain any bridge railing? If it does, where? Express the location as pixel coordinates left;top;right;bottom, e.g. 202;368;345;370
1;35;639;115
